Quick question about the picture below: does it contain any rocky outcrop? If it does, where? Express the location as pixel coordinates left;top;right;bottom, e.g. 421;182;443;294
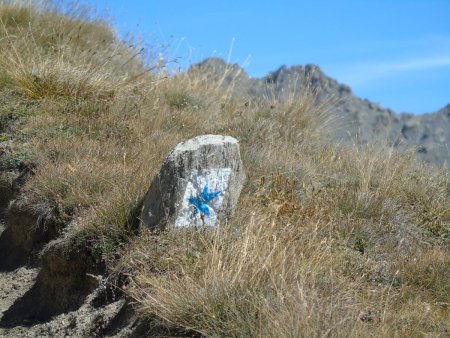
399;104;450;164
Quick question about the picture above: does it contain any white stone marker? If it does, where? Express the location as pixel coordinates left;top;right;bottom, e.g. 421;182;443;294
140;135;245;229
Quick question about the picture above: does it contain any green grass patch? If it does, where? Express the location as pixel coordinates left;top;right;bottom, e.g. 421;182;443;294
0;133;9;142
0;150;30;169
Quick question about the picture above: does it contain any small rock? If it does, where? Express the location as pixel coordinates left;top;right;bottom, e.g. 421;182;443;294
140;135;245;229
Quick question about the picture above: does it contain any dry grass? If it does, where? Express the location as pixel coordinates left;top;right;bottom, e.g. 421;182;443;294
0;1;449;337
0;1;145;102
126;148;449;337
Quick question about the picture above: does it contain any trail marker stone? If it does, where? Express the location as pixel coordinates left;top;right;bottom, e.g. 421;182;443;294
140;135;245;229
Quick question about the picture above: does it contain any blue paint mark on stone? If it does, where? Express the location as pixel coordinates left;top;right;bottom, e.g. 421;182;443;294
188;184;221;217
175;168;232;227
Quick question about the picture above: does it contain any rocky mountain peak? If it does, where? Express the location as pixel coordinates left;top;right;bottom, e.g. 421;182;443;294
264;64;352;97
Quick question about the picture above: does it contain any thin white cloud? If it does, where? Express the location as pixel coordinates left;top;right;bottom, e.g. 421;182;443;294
336;55;450;86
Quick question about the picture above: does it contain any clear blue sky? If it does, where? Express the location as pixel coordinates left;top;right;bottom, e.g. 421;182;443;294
86;0;449;114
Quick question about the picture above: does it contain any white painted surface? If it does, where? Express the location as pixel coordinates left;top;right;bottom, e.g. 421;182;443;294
169;135;238;156
175;168;232;227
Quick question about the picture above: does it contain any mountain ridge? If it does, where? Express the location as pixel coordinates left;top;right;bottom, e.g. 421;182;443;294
192;57;449;167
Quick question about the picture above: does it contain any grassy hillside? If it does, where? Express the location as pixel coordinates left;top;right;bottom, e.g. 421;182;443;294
0;2;449;337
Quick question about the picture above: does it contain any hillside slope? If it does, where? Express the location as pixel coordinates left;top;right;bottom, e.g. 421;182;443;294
0;3;449;338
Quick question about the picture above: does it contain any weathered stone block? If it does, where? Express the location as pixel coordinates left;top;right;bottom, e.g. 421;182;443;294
140;135;245;229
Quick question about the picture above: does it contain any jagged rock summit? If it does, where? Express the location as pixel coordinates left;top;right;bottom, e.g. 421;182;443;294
140;135;246;229
192;58;450;167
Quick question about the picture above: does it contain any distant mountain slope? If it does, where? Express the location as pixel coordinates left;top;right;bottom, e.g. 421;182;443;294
191;58;449;167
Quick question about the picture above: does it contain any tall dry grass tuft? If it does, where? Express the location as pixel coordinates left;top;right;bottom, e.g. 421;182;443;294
0;2;146;102
128;212;361;337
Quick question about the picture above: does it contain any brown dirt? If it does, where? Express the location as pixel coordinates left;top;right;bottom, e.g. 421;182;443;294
0;262;139;337
0;186;151;337
0;224;147;337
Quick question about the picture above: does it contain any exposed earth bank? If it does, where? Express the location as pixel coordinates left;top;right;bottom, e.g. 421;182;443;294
0;171;155;338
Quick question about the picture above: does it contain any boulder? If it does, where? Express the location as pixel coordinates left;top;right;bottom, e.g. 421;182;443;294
140;135;245;229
